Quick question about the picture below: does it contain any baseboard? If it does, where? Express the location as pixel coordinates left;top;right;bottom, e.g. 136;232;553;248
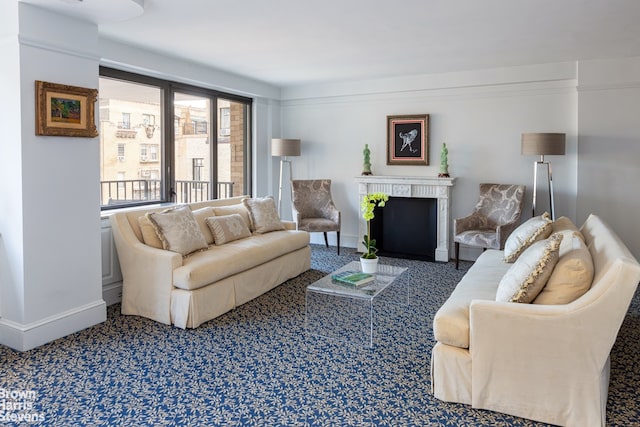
0;299;106;351
103;281;123;306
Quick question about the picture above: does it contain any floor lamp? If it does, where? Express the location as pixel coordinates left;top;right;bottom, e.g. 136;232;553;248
521;133;566;220
271;138;301;216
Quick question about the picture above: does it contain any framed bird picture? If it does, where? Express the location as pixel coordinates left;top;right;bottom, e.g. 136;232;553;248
386;114;429;165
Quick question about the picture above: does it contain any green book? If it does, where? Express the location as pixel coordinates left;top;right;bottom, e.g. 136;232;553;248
331;270;375;287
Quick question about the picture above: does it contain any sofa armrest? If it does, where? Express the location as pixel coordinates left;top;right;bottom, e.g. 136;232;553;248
282;221;297;230
468;293;627;423
111;213;182;325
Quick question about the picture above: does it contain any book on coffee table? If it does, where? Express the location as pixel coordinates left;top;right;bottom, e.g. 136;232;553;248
331;271;375;287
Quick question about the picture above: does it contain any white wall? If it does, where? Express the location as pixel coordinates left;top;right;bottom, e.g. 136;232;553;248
280;64;579;259
577;57;640;258
0;4;105;350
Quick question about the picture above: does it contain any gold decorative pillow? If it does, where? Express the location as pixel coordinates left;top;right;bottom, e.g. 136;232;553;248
212;205;251;230
496;233;563;303
206;214;252;245
191;206;216;245
243;196;285;234
533;233;594;305
503;212;553;263
552;216;585;242
147;206;208;256
138;215;163;249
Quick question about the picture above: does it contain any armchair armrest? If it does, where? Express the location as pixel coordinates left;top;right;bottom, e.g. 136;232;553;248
495;218;520;248
454;212;485;235
111;214;182;325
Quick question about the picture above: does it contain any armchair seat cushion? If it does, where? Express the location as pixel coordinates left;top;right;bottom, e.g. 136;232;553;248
454;230;499;249
298;218;340;232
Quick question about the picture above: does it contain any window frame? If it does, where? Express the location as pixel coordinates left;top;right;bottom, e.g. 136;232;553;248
99;66;252;211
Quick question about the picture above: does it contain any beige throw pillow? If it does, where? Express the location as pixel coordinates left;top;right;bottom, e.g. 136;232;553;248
212;205;251;230
147;206;208;256
138;215;163;249
503;212;553;263
533;233;594;305
206;214;252;245
552;216;585;242
496;233;563;303
243;196;285;234
191;206;216;245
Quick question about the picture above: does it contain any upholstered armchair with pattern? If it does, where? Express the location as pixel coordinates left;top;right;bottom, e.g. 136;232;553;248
454;183;525;269
291;179;341;254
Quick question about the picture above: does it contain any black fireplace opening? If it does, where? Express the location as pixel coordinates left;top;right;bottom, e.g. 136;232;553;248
369;196;438;261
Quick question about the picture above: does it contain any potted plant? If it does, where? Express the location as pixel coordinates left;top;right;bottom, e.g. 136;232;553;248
360;192;389;273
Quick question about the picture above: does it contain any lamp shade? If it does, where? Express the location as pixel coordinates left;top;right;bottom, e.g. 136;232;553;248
521;133;566;156
271;138;301;157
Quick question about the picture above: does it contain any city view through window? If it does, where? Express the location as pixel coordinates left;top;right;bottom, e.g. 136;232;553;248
99;72;249;209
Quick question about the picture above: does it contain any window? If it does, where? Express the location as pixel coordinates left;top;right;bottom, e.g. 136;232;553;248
219;107;230;136
192;158;204;182
99;67;252;210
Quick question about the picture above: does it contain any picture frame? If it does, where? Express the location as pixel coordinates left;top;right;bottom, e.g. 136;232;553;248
35;80;98;137
387;114;429;165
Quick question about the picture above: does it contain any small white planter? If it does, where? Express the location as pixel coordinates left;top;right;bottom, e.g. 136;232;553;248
360;257;379;274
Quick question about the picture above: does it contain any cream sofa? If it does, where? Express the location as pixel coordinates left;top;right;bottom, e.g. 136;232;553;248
110;196;311;329
432;214;640;427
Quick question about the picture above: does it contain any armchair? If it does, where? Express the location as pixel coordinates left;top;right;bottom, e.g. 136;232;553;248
291;179;341;254
454;183;525;269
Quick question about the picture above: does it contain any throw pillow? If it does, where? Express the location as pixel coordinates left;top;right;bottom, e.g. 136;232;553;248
552;216;585;242
533;233;594;305
191;206;216;245
147;205;208;256
496;233;563;303
503;212;553;263
243;196;285;234
206;214;252;245
138;215;163;249
212;204;252;230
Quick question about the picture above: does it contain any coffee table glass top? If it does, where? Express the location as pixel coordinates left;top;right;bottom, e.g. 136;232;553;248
307;261;407;300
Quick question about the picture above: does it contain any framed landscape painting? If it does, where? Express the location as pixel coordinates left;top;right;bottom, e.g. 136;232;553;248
387;114;429;165
35;80;98;137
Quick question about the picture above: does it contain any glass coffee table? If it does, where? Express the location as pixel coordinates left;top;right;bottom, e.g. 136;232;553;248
305;261;408;347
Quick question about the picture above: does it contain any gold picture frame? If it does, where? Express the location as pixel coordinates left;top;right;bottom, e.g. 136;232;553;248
35;80;98;137
387;114;429;165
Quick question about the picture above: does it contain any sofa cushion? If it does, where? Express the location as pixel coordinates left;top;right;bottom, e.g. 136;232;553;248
147;206;208;256
496;233;563;303
433;250;510;349
191;206;216;245
206;214;252;245
212;204;251;230
533;233;594;304
503;212;553;262
138;215;163;249
173;229;309;290
243;196;285;234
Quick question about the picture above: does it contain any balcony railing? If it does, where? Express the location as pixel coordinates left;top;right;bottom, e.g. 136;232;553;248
101;179;234;208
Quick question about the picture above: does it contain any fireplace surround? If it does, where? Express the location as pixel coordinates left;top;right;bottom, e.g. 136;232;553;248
355;175;455;262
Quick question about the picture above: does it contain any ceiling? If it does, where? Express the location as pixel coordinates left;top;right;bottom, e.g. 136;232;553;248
21;0;640;87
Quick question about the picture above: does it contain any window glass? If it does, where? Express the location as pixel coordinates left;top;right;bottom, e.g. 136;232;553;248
99;77;163;207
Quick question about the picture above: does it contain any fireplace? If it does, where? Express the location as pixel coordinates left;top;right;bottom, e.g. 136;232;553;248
370;197;438;261
355;175;455;262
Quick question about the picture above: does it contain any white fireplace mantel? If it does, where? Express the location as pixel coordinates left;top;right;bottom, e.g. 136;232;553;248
355;175;455;262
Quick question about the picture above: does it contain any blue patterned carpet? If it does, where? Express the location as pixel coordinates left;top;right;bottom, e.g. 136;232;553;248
1;244;639;426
